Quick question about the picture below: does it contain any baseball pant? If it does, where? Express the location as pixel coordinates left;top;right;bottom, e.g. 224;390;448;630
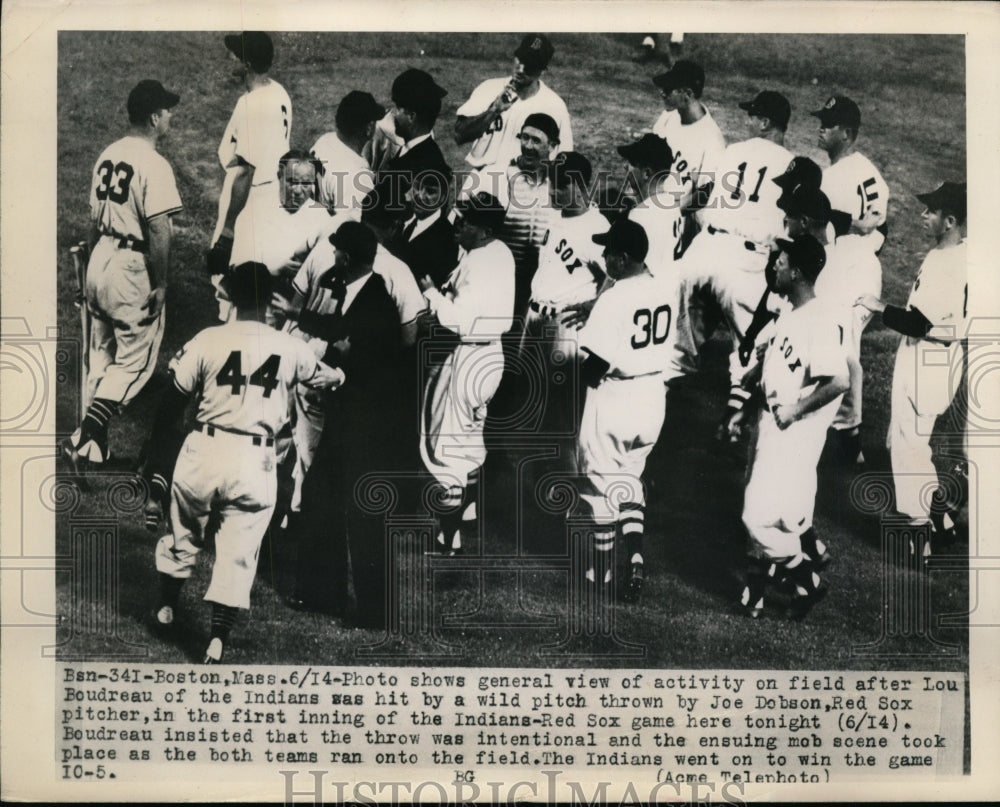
154;429;277;610
577;375;665;524
888;339;963;521
520;306;586;442
671;230;769;385
85;236;164;408
742;403;838;560
421;341;504;489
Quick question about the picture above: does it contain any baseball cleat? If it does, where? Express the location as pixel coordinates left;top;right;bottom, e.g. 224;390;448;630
203;637;224;664
738;586;764;619
622;562;644;603
787;582;828;621
59;437;92;488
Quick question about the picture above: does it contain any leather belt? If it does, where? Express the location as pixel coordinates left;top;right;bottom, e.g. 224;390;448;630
195;422;275;447
102;231;148;253
707;225;765;253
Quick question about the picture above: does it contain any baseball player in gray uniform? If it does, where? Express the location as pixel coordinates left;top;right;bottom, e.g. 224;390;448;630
142;262;343;663
62;80;182;476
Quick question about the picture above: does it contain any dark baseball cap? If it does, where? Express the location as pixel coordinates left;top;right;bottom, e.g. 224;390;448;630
336;90;386;132
224;261;274;309
224;32;274;73
127;79;180;121
916;181;967;223
652;60;705;96
456;192;507;231
811;95;861;129
514;34;555;71
391;68;447;108
522;112;560;144
593;219;649;263
780;186;832;222
739;90;791;130
547;151;593;188
775;233;827;282
773;157;822;192
330;220;378;265
617;133;674;171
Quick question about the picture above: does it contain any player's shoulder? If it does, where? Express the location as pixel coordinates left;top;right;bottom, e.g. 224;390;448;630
537;80;569;107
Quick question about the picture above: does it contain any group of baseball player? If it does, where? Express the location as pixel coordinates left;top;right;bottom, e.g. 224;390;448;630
60;31;968;661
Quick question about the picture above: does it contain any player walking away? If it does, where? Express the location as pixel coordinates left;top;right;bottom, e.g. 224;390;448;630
418;193;515;555
812;95;890;464
61;80;182;476
310;90;383;219
650;60;726;241
577;219;678;603
141;262;344;663
671;91;793;428
454;34;573;174
738;234;849;620
856;182;967;554
206;32;291;277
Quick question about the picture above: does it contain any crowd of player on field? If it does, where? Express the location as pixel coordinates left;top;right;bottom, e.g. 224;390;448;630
62;32;968;659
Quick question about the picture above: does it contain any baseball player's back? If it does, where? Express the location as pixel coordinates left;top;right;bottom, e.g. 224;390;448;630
822;151;889;252
311;131;375;218
219;80;291;180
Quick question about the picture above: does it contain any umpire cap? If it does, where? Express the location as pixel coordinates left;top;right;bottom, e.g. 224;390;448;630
617;133;674;172
916;181;966;224
456;192;506;231
224;31;275;73
127;80;180;122
330;220;378;265
593;219;649;263
392;68;447;110
774;233;826;283
224;262;274;310
522;113;560;144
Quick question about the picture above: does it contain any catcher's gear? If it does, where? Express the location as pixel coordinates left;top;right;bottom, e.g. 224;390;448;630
206;234;234;276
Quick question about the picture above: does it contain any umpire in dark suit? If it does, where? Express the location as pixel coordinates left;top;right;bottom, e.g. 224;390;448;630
279;221;403;629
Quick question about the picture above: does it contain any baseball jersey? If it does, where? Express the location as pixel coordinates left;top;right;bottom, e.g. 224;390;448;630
477;162;555;273
457;78;573;169
821;151;889;253
219;80;292;185
760;297;848;412
531;206;608;307
170;319;322;437
310;131;375;219
904;239;967;345
651;108;727;200
702;137;793;247
580;272;678;379
90;136;182;239
423;239;516;341
815;236;882;323
628;182;685;278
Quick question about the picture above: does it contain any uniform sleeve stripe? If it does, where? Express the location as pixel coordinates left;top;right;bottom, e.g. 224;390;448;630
145;205;183;222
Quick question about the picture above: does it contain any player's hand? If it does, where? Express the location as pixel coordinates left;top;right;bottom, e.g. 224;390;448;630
314;362;346;390
270;292;299;319
418;274;437;293
141;287;166;321
560;299;596;330
490;83;517;114
854;293;885;313
772;402;799;430
143;498;164;534
755;342;768;362
206;234;234;276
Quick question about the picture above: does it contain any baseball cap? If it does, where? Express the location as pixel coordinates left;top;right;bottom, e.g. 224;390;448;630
391;68;447;109
592;219;650;263
773;157;822;192
617;133;674;172
330;220;378;265
916;181;967;223
456;192;507;231
774;233;827;282
224;262;274;309
547;151;593;188
513;34;555;72
522;112;560;144
224;32;274;73
127;79;180;121
652;60;705;97
780;186;832;222
739;90;791;130
336;90;386;132
811;95;861;129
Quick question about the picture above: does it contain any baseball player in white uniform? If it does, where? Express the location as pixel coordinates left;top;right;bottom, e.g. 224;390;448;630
577;219;679;602
856;182;967;551
207;32;292;275
310;90;383;218
418;193;516;554
61;80;182;474
454;34;573;173
739;233;849;620
672;91;793;423
812;95;890;461
650;60;726;230
142;262;343;663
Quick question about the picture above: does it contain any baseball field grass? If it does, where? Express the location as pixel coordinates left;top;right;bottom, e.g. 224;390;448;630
55;31;968;671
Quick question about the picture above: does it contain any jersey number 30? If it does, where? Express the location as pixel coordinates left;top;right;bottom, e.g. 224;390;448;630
216;351;281;397
631;305;672;349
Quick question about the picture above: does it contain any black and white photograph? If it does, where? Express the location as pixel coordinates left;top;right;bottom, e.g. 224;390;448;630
2;0;999;802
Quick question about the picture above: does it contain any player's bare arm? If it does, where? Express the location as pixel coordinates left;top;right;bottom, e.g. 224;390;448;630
454;88;516;145
773;372;850;429
854;292;885;313
310;360;346;390
560;298;597;330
